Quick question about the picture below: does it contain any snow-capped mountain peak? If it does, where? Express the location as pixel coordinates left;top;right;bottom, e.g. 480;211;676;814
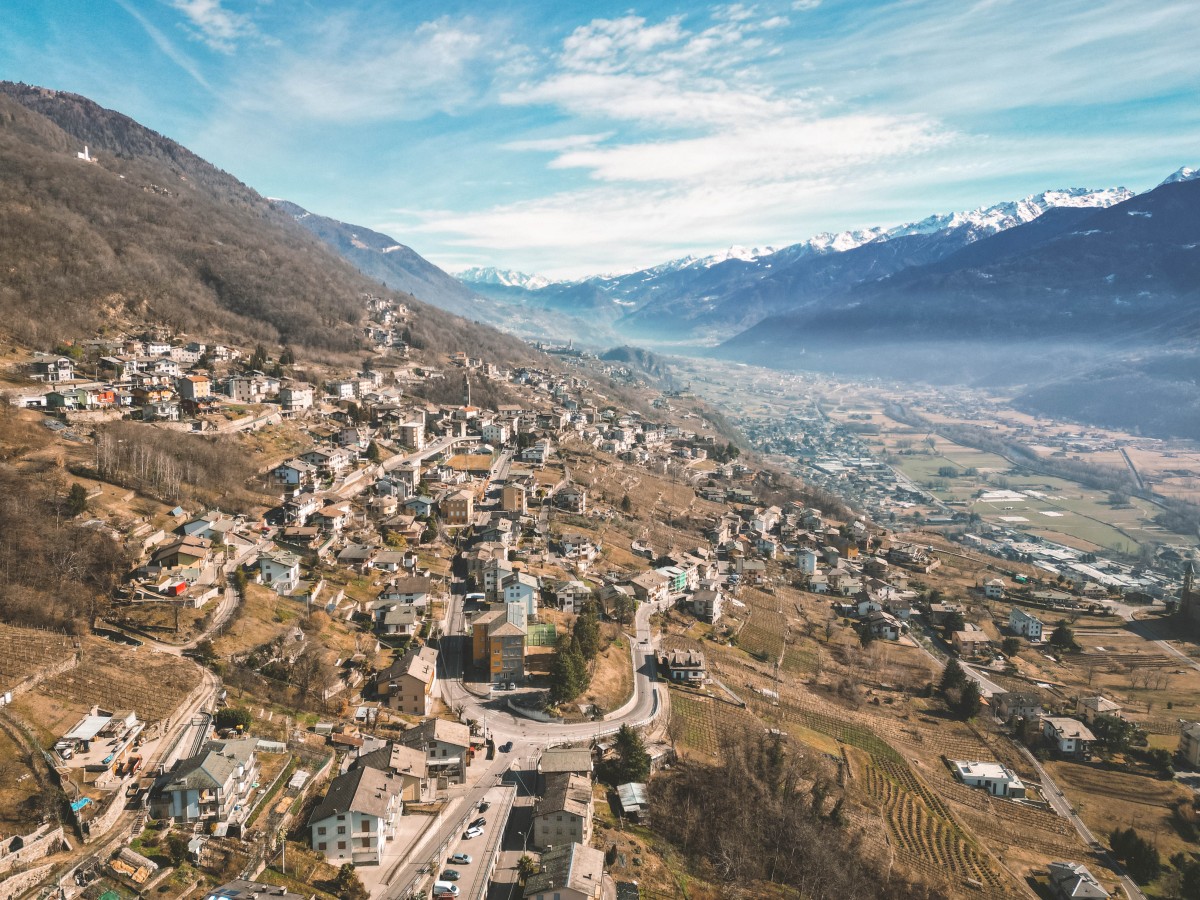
458;266;552;290
1161;166;1200;185
882;187;1133;241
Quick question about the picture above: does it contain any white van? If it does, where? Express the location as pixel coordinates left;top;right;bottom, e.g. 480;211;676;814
433;882;459;898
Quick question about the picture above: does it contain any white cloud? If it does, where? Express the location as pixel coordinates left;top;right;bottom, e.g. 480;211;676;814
502;133;613;152
170;0;253;52
113;0;213;89
791;0;821;10
239;15;501;123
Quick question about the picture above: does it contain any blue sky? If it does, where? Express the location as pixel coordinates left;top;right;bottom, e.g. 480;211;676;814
3;1;1199;277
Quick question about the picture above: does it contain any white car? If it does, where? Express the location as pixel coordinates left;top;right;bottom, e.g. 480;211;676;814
462;826;484;840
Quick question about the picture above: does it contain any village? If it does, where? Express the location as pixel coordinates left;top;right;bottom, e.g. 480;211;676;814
2;303;1200;900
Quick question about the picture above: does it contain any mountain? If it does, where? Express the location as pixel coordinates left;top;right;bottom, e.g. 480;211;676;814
521;187;1132;342
458;267;551;291
717;175;1200;437
273;200;492;320
0;81;533;363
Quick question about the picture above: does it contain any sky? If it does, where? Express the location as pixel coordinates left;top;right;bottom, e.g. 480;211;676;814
2;1;1199;278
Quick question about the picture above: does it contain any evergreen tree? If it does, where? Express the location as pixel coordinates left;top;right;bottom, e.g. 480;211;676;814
66;482;88;517
573;602;601;660
549;635;588;703
612;724;651;784
366;441;382;463
939;658;968;693
954;679;982;719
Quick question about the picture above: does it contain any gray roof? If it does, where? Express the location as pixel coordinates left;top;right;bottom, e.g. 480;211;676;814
353;742;428;779
524;843;604;898
156;738;257;794
539;747;594;775
309;767;398;824
535;772;592;821
399;717;470;751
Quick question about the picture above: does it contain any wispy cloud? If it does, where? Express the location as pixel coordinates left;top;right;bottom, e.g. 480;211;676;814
170;0;253;52
112;0;213;90
502;133;613;153
237;14;507;123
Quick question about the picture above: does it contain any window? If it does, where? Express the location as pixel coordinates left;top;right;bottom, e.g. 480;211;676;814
318;826;327;835
337;841;347;850
318;842;327;851
337;826;346;834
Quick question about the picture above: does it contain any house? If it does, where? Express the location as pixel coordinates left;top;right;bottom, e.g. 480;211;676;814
1075;695;1121;725
471;606;527;683
151;535;212;571
950;760;1026;798
278;383;314;413
502;572;539;619
202;880;307;900
398;718;471;784
259;552;301;593
532;773;594;850
482;422;510;445
150;738;259;825
983;578;1005;599
1180;721;1200;768
556;485;587;514
31;357;75;383
615;782;649;821
176;374;211;401
272;459;317;488
524;843;605;900
691;588;722;624
796;548;819;575
441;489;475;526
630;570;670;605
1046;862;1110;899
1042;717;1095;757
397;420;425;450
1008;607;1044;640
377;646;438;716
350;743;428;803
659;648;706;683
403;495;435;518
994;692;1044;722
951;630;993;658
865;609;904;641
501;484;527;514
380;576;434;608
300;448;353;478
538;747;594;791
555;580;593;614
372;603;420;641
308;766;402;865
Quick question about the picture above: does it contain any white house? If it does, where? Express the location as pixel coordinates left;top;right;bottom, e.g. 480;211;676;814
259;552;301;593
984;578;1006;599
555;580;592;614
950;760;1026;798
1042;717;1095;757
308;767;402;865
1008;607;1044;641
1047;862;1110;900
503;572;540;619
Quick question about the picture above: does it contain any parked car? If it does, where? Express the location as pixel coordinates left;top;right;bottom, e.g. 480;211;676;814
469;816;486;830
478;801;489;813
441;870;461;881
432;882;459;898
448;853;472;865
463;826;484;840
499;741;513;753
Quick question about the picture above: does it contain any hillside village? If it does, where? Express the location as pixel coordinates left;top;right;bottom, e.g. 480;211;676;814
3;296;1200;900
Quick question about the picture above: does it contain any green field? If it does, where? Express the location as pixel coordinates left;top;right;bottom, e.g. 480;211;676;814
892;442;1192;555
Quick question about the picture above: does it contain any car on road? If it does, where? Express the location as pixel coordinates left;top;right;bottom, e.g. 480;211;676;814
469;816;487;829
448;853;472;865
441;870;461;881
478;801;489;812
499;741;513;753
508;681;517;690
432;881;459;898
463;826;484;840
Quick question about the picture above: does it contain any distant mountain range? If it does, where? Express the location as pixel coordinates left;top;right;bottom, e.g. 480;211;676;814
451;186;1141;342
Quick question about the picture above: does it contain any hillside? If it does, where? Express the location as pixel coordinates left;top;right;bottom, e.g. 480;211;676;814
0;82;534;366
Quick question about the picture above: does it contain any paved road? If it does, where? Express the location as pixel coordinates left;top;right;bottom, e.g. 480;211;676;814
439;595;664;746
1017;745;1147;900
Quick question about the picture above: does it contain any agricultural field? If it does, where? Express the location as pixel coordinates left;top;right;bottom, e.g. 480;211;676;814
0;622;77;685
11;636;202;748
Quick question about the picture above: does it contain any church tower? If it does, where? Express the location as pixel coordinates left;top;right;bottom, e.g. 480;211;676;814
463;373;471;407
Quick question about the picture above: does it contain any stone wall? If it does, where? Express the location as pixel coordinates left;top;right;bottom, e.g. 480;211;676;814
0;863;54;900
0;825;66;876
